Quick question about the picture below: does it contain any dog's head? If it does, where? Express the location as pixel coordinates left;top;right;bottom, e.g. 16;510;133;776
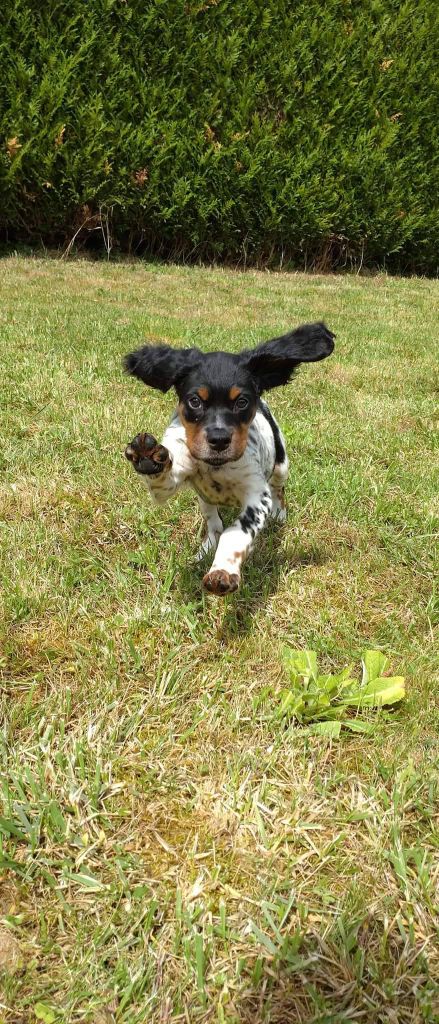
124;322;335;465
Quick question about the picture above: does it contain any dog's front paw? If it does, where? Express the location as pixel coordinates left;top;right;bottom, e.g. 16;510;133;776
203;569;240;596
125;433;171;475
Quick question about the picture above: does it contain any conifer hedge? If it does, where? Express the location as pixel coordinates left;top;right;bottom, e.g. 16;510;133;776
1;0;438;270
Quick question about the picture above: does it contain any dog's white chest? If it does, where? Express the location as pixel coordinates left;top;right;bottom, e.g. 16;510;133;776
191;463;247;507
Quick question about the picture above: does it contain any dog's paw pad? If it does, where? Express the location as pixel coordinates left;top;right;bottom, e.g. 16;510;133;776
203;569;240;596
125;433;170;475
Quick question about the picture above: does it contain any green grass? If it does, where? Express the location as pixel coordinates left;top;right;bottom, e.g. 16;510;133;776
0;256;438;1023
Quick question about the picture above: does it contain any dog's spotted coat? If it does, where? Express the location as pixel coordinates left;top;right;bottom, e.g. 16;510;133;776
124;323;334;595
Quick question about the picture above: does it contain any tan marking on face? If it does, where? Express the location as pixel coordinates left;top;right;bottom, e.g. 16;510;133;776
230;421;250;459
226;404;257;460
198;386;209;401
178;403;207;458
229;386;241;401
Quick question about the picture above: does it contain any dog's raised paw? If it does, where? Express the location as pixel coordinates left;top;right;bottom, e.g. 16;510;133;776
203;569;240;596
125;433;170;475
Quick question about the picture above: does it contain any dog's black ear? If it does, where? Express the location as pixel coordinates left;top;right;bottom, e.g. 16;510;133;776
123;344;202;393
240;322;335;393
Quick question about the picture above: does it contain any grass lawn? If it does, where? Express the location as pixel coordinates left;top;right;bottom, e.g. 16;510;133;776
0;256;438;1023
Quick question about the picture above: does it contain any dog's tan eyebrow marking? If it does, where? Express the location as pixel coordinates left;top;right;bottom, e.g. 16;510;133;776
198;387;209;401
229;386;241;401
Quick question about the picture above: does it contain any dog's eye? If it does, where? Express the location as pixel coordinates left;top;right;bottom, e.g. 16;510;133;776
234;395;249;411
187;395;203;411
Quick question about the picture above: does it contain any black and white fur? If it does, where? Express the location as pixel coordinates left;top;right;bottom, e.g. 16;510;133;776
124;323;334;596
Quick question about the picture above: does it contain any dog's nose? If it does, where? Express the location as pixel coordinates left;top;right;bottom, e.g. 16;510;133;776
206;428;232;452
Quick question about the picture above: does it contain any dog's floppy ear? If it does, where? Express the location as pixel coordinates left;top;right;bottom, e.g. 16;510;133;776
240;322;335;393
123;344;202;393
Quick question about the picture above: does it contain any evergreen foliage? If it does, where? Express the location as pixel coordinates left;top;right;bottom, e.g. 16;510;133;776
1;0;438;270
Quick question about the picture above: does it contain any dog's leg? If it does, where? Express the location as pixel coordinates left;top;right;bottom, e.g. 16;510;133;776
269;457;289;523
270;485;287;522
125;429;192;505
195;498;223;562
203;485;272;596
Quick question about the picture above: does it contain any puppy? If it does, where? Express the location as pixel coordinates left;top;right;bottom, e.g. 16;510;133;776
124;322;334;595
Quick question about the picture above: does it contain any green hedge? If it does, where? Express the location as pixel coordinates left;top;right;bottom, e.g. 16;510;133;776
1;0;438;271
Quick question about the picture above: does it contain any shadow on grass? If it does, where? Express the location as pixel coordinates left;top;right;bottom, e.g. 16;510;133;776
235;973;377;1024
175;523;326;637
231;927;433;1024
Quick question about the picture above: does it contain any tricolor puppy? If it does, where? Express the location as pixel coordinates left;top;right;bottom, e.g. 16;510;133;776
124;322;334;596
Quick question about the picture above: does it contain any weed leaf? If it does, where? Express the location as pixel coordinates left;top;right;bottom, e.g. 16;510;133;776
305;721;342;738
362;650;388;684
282;648;318;682
279;648;405;732
34;1005;56;1023
341;677;405;707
